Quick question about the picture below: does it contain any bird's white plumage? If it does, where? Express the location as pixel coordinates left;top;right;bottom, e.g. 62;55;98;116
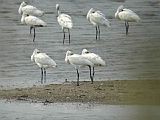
57;14;73;29
82;49;106;66
65;50;94;86
56;4;73;29
31;49;57;69
65;50;94;69
19;1;44;16
21;13;46;27
87;8;111;27
115;5;141;22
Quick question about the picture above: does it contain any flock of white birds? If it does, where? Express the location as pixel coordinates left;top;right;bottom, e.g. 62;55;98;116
19;1;141;86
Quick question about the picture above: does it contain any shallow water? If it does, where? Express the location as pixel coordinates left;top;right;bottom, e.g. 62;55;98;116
0;100;160;120
0;0;160;88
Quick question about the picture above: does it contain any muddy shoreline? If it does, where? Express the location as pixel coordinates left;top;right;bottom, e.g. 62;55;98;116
0;80;160;105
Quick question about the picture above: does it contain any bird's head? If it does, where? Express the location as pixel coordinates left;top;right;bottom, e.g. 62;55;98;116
82;49;89;55
65;50;73;64
117;5;124;12
21;1;27;7
34;49;40;54
66;50;73;56
86;8;95;21
31;49;40;62
56;4;60;10
22;12;29;17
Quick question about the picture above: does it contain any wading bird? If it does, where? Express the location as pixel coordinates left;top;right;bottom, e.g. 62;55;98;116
65;50;94;86
56;4;73;44
115;5;141;35
19;1;44;17
31;49;57;83
87;8;111;40
82;49;106;78
21;13;46;41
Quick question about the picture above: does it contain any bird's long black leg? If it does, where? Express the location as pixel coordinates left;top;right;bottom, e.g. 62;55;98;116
125;22;129;35
98;25;100;40
96;26;98;40
41;68;43;84
88;66;93;84
68;28;70;44
63;29;65;44
33;28;36;42
93;67;95;78
30;27;33;34
76;69;79;86
127;22;129;35
125;22;127;35
44;68;46;83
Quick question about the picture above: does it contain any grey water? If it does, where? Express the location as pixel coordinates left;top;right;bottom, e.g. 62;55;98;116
0;0;160;88
0;100;160;120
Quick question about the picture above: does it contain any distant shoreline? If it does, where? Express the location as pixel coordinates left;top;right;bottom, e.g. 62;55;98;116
0;80;160;105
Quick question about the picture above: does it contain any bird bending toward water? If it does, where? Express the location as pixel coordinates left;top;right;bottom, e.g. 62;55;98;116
21;13;46;41
31;49;57;83
19;1;44;17
81;49;106;78
115;5;141;35
87;8;111;40
56;4;73;44
65;50;94;86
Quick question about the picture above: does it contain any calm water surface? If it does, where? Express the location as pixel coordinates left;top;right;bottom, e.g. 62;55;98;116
0;0;160;88
0;100;160;120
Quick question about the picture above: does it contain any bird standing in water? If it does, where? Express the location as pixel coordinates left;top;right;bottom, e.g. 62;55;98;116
56;4;73;44
21;13;46;41
115;5;141;35
87;8;111;40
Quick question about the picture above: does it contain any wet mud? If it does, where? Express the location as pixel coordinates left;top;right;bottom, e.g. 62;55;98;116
0;80;160;105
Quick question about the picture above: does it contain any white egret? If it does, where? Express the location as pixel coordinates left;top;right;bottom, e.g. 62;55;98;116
87;8;111;40
115;5;141;35
56;4;73;44
65;50;94;86
31;49;57;83
21;13;46;41
19;1;44;17
82;49;106;78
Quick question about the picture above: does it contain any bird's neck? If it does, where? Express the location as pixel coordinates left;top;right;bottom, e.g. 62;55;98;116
57;9;61;16
21;15;26;24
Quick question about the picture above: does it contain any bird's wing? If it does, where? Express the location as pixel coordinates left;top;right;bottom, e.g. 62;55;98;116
68;54;93;67
119;9;141;22
25;15;46;26
35;53;57;67
22;5;37;14
58;13;73;28
83;53;106;66
22;5;44;16
90;11;110;27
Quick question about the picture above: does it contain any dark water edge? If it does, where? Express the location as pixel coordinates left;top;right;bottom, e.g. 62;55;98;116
0;100;160;120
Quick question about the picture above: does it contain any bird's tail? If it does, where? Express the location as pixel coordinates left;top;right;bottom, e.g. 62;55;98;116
104;20;111;27
34;10;45;17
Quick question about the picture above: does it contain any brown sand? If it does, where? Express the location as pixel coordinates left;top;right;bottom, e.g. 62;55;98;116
0;80;160;105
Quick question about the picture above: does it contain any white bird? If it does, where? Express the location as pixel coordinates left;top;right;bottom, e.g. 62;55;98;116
65;50;94;86
31;49;57;83
56;4;73;44
19;1;44;17
115;5;141;35
87;8;111;40
21;12;47;41
81;49;106;78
